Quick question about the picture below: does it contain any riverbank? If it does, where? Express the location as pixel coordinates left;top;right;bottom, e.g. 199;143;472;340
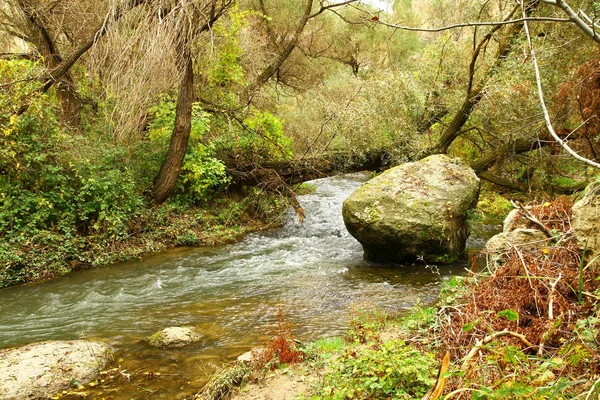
196;195;600;399
0;191;289;288
207;275;599;400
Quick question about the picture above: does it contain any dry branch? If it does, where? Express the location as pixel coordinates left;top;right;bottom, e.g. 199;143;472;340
461;330;536;369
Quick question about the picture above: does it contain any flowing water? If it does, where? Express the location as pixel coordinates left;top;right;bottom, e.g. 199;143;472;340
0;174;471;398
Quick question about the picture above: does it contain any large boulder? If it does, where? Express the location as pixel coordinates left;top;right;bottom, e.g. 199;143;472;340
147;326;203;348
572;181;600;269
342;154;480;263
0;340;112;400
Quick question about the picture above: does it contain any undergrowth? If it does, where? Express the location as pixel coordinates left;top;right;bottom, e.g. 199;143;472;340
0;190;288;288
196;196;600;400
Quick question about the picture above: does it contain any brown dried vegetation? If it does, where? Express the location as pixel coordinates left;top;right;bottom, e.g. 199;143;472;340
439;198;600;395
557;54;600;160
258;309;303;368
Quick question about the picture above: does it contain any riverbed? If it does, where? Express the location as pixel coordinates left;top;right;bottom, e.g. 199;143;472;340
0;174;470;398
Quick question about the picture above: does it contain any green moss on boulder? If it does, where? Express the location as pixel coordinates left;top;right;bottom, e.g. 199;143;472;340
342;155;480;264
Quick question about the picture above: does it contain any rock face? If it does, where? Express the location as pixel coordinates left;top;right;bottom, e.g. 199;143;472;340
0;340;112;400
147;326;202;348
342;154;480;263
485;228;549;269
572;181;600;269
486;228;549;254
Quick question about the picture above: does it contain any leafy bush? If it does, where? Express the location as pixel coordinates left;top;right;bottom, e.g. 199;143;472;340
212;109;293;164
315;339;437;399
0;60;147;285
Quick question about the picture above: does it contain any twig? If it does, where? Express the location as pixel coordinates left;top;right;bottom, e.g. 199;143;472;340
462;330;535;369
511;200;554;238
548;273;561;321
539;273;562;355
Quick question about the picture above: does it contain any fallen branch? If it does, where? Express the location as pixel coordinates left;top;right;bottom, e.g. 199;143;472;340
422;351;450;400
511;200;554;239
539;273;562;355
461;330;535;369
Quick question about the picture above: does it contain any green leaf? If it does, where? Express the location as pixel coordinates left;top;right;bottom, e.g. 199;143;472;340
462;321;476;332
497;309;519;321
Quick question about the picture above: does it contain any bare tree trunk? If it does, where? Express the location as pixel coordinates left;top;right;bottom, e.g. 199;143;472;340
17;0;82;129
148;48;194;205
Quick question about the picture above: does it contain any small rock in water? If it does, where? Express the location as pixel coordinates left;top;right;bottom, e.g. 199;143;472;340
147;326;203;348
237;348;266;363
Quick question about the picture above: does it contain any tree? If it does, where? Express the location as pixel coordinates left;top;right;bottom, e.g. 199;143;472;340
148;0;234;205
9;0;84;127
364;0;600;183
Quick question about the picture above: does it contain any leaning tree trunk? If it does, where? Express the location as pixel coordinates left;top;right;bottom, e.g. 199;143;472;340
429;3;536;154
17;0;82;129
148;49;194;205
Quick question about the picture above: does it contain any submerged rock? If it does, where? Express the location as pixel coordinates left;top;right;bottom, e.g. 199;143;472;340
147;326;202;348
0;340;112;400
572;181;600;269
342;154;480;263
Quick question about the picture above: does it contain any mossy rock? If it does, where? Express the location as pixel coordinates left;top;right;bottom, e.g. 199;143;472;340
342;154;480;264
147;326;203;348
572;181;600;270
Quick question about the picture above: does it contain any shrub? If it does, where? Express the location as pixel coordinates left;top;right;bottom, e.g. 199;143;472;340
315;339;437;399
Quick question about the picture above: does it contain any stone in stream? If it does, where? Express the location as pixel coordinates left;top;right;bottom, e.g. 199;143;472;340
0;340;113;399
572;181;600;270
342;154;480;264
147;326;203;348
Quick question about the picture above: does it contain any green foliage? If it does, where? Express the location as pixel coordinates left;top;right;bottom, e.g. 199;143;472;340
439;276;471;305
302;337;346;357
497;309;519;322
148;97;230;202
347;307;389;344
208;6;248;88
212;109;293;164
242;110;292;160
181;143;230;203
314;339;437;399
278;70;424;163
476;189;513;223
399;305;438;333
197;5;250;107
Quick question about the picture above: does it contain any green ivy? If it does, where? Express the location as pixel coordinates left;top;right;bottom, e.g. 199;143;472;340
315;339;437;399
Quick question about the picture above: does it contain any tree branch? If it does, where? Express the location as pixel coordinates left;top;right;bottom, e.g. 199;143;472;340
309;0;358;19
542;0;600;44
371;16;570;32
462;330;536;369
523;1;600;169
41;0;147;94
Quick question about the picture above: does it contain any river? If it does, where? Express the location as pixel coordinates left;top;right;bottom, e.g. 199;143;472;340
0;174;470;398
